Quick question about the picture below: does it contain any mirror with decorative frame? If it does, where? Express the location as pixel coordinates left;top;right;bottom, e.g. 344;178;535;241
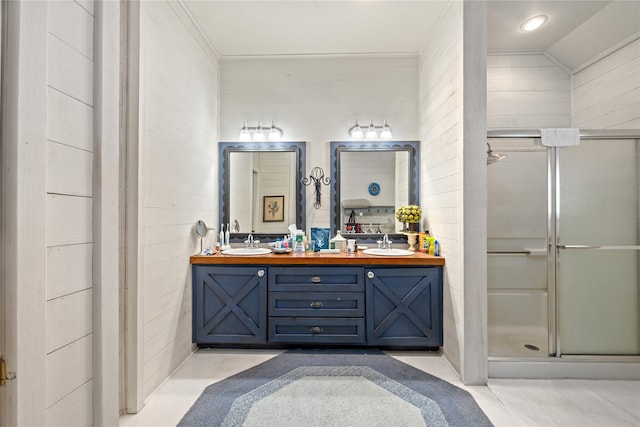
219;141;306;241
330;140;420;243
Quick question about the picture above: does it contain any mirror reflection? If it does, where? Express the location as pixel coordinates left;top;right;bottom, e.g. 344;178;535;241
330;141;419;240
229;151;296;233
219;141;306;240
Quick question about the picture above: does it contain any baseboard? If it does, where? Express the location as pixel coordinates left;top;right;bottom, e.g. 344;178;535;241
489;357;640;380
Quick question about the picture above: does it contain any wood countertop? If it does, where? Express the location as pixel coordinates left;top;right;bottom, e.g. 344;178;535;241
190;250;444;266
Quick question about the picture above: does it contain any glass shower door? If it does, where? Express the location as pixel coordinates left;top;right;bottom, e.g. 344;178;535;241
557;138;640;355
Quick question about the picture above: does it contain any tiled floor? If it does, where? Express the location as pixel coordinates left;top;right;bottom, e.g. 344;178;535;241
119;349;640;427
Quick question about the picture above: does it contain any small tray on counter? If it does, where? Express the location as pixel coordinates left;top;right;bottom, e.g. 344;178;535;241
271;248;293;254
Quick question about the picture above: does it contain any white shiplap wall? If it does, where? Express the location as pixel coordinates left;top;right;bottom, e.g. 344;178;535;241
3;1;119;424
419;1;464;376
487;53;572;129
419;0;487;385
573;38;640;129
219;55;420;230
46;1;95;425
137;0;218;402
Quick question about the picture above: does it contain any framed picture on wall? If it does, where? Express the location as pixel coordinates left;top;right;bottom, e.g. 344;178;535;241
263;195;285;222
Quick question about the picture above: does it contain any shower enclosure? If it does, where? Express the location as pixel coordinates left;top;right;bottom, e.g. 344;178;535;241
487;129;639;374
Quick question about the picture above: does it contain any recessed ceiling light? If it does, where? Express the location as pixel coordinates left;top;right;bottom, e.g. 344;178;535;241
520;15;548;32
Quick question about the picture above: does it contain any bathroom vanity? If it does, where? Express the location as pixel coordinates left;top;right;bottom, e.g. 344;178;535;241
190;251;444;349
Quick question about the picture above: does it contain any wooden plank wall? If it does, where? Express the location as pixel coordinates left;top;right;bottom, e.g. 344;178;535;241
45;1;95;425
487;53;572;129
573;38;640;129
138;1;218;400
418;0;487;385
419;1;464;375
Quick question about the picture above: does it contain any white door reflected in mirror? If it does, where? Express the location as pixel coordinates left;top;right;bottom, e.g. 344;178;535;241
229;151;295;234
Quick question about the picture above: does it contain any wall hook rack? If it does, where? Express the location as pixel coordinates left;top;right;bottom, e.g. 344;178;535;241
303;167;331;209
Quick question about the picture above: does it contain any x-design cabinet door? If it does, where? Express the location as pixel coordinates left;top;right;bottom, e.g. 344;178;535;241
366;267;443;347
193;265;267;344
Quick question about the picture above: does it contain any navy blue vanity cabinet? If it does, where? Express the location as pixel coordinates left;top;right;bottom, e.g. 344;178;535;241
267;266;366;343
365;267;442;347
193;265;267;345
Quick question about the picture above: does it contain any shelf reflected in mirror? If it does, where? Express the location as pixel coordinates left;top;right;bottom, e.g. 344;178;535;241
330;140;420;244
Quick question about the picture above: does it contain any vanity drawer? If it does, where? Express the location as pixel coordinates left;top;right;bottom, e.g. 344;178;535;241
268;317;366;344
269;266;364;292
268;292;365;317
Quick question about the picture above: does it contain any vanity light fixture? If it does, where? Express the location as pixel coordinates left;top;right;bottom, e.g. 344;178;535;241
238;121;284;141
239;122;251;141
348;120;392;140
365;121;377;139
380;120;392;139
520;15;548;32
268;123;282;140
348;121;364;139
253;122;265;141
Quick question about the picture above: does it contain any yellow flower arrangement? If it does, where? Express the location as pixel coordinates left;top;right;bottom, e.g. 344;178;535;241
395;205;422;224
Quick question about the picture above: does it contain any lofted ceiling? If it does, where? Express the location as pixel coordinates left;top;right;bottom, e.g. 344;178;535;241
184;0;640;70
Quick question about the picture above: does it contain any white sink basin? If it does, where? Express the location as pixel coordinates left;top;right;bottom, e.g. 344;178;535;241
362;248;415;256
221;247;271;256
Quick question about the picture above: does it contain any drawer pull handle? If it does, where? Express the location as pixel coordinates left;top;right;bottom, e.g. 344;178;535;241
310;326;323;333
367;271;375;279
310;301;323;308
257;270;265;277
311;276;322;283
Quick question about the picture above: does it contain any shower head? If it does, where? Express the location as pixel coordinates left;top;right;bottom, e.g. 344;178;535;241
487;142;506;165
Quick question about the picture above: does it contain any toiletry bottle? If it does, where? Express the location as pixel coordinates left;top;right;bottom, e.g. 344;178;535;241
219;224;224;248
294;231;304;252
225;223;230;248
422;230;431;253
427;237;436;255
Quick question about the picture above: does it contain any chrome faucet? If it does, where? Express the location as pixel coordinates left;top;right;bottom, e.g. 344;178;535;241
245;233;260;248
377;234;392;249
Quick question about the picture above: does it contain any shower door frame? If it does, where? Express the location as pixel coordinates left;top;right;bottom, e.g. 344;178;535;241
487;129;640;373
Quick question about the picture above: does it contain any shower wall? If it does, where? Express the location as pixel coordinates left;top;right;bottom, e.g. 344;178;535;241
487;53;571;129
486;140;549;356
486;53;571;356
572;38;640;129
487;40;639;357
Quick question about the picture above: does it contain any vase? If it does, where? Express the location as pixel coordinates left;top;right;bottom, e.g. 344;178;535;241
406;222;418;232
405;232;418;252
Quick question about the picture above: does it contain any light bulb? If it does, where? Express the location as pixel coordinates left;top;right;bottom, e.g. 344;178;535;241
268;122;282;140
365;120;378;139
239;122;251;141
253;122;265;141
380;120;392;139
349;121;363;139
